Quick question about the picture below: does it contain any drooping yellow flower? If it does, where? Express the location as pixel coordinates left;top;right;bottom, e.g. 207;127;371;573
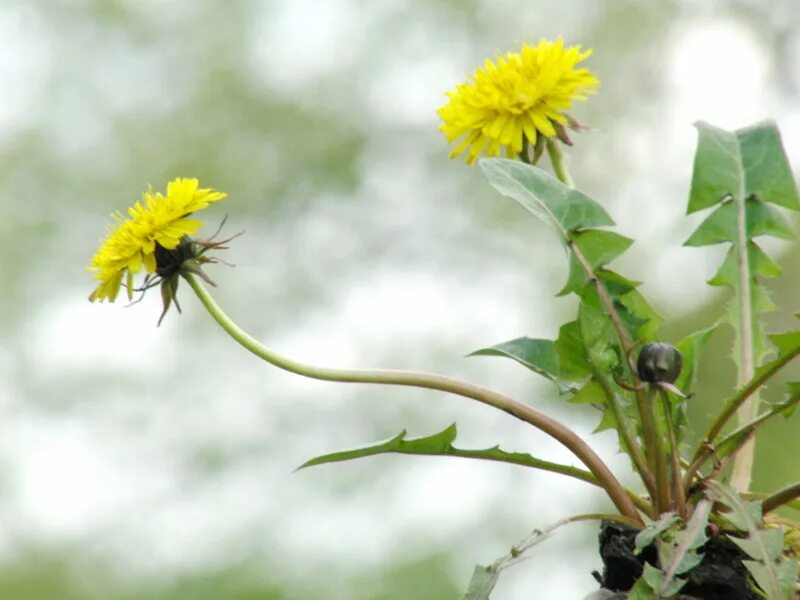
89;178;226;303
438;37;599;164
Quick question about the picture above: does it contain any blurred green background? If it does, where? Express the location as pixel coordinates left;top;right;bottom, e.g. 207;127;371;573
3;1;800;598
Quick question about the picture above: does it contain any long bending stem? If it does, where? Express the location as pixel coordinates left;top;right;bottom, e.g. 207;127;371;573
185;272;642;523
760;483;800;514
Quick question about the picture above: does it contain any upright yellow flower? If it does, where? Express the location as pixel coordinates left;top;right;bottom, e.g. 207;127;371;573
89;178;226;304
438;37;599;164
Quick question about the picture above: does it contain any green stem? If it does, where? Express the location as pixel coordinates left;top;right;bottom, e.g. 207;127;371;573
683;393;800;489
593;370;656;499
546;138;657;504
762;481;800;515
659;388;686;517
742;490;800;514
649;387;671;514
184;272;643;524
730;173;756;492
700;348;800;447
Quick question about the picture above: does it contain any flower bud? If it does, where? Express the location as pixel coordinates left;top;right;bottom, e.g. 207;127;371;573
637;343;682;384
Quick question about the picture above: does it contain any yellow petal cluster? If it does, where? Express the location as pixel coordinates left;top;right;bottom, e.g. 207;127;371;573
438;37;599;164
89;178;226;302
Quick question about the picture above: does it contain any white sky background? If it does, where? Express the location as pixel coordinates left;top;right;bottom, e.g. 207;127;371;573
4;1;800;598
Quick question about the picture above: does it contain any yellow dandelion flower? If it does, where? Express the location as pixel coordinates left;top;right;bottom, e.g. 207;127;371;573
438;37;599;164
89;178;226;303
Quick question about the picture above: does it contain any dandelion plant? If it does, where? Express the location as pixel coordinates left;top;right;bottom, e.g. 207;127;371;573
88;37;800;599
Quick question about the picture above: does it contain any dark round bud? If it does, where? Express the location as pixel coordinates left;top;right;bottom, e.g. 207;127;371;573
637;342;682;384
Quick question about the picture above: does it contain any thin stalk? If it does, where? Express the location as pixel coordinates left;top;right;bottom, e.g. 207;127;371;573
682;452;710;495
684;393;800;490
694;347;800;458
649;387;671;514
547;139;658;507
185;273;643;523
744;490;800;514
481;511;642;581
659;388;686;517
593;370;656;499
762;481;800;515
730;177;756;492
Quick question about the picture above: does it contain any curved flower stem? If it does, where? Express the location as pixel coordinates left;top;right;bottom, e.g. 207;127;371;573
184;272;643;524
546;139;658;506
762;481;800;515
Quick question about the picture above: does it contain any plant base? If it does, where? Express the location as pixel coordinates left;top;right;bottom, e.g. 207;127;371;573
593;521;760;600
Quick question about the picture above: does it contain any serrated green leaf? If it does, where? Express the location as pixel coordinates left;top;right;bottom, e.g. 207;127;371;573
674;326;716;394
635;512;680;551
743;559;798;600
298;426;453;469
559;229;634;296
685;122;799;491
593;406;618;433
619;289;663;340
669;326;716;440
659;499;710;591
461;564;498;600
555;320;593;380
627;574;658;600
744;330;800;391
685;121;799;373
641;563;666;590
705;481;794;600
596;268;640;295
297;424;595;485
730;528;784;562
579;302;617;372
738;121;800;209
688;121;800;213
641;561;686;598
568;379;605;405
767;330;800;355
631;563;686;600
470;321;592;393
704;481;762;530
781;382;800;419
684;198;795;246
576;270;660;342
479;158;614;244
687;122;741;213
470;338;560;382
708;241;782;286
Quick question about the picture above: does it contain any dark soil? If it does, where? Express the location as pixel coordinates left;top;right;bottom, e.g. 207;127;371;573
594;521;761;600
